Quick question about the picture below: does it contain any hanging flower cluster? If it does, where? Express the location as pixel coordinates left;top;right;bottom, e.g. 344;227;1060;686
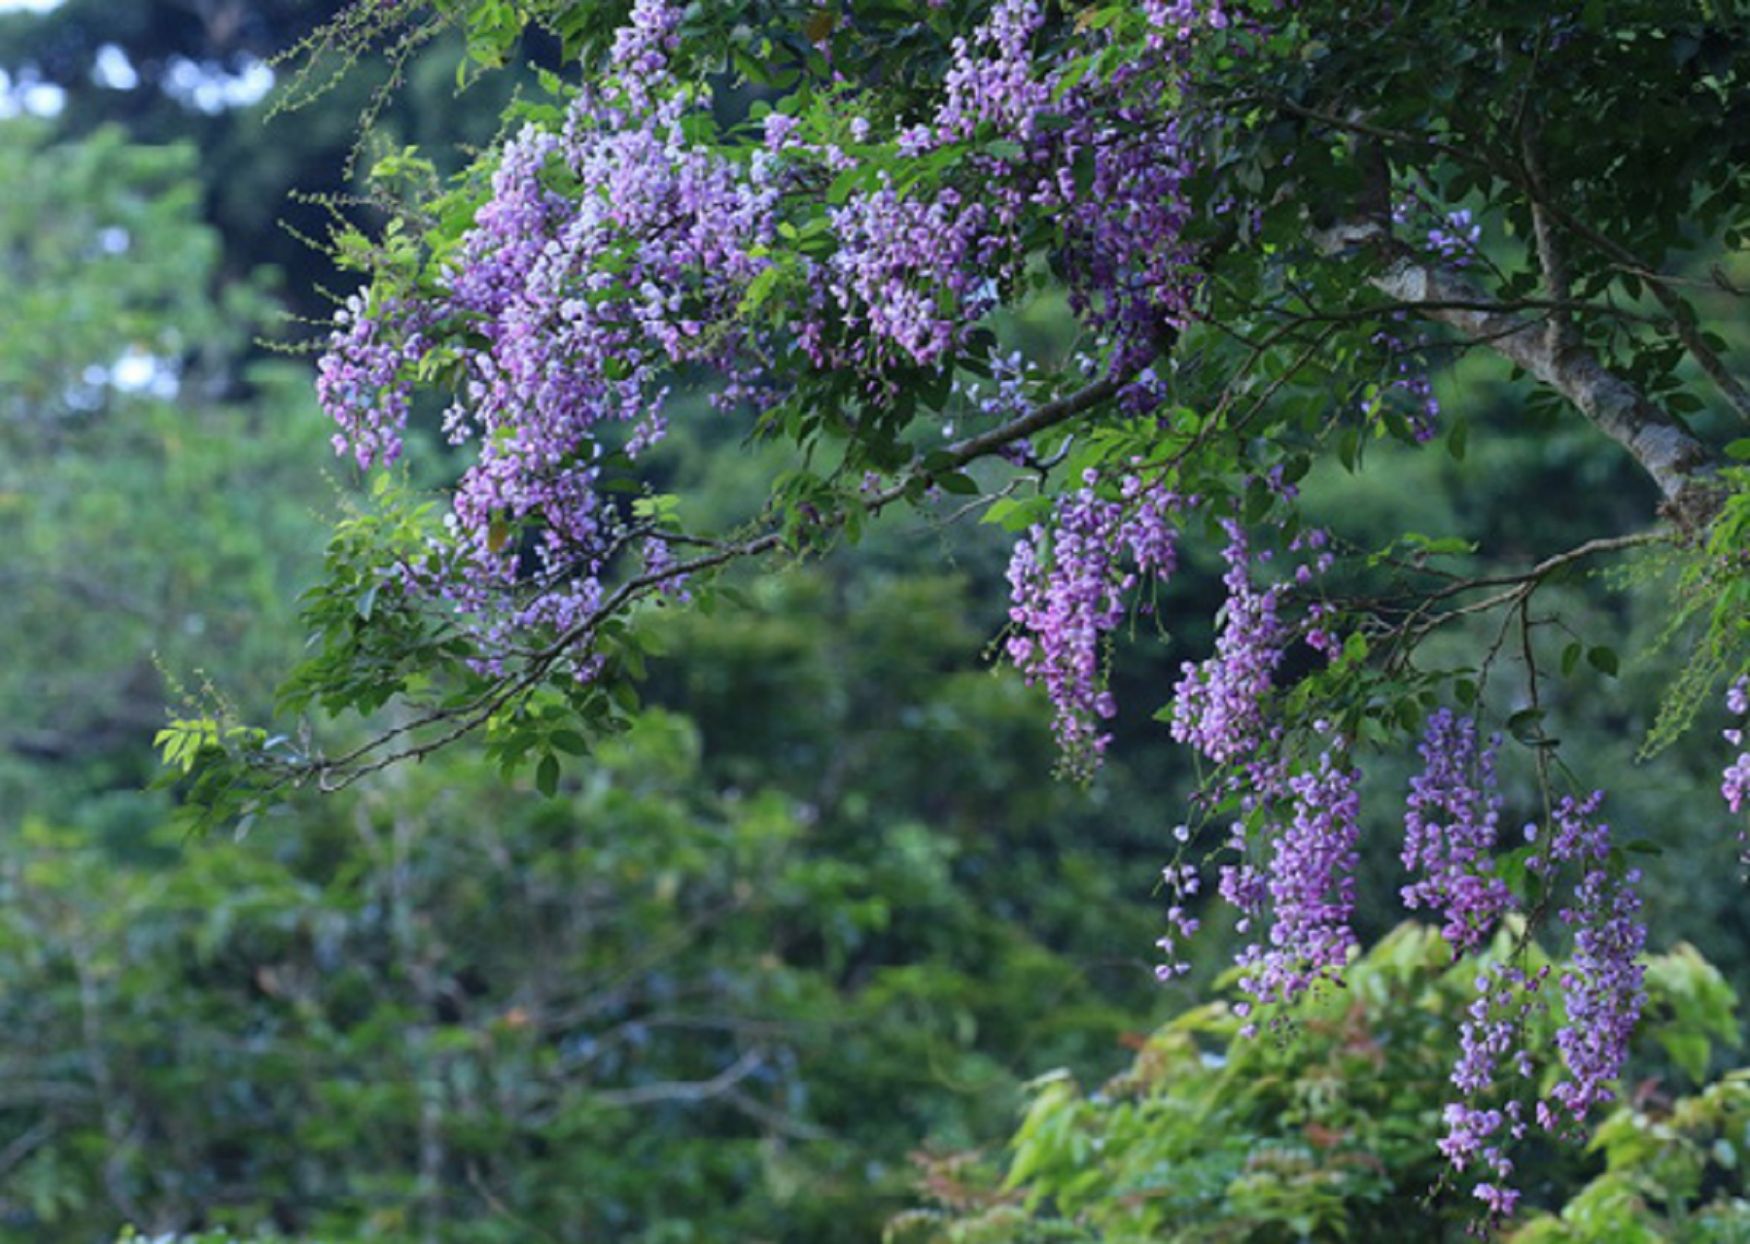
1723;677;1749;821
1424;784;1646;1218
1534;792;1648;1130
1005;469;1180;771
318;0;1215;675
1157;699;1648;1218
317;294;433;472
1441;962;1542;1216
1167;520;1290;764
1230;742;1362;1025
319;0;787;672
804;0;1207;378
1400;709;1511;950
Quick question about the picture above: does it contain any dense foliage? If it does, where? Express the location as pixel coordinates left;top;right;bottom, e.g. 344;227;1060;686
894;925;1750;1242
0;119;328;823
147;0;1750;1219
8;553;1190;1240
5;0;1750;1236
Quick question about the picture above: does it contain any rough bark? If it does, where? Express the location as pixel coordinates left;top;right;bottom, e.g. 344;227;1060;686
1318;218;1723;531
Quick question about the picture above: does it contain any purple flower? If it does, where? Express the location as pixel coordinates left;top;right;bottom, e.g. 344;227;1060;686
1005;468;1180;772
1168;520;1287;765
1401;710;1511;950
1724;680;1750;830
1228;746;1362;1010
1437;790;1645;1214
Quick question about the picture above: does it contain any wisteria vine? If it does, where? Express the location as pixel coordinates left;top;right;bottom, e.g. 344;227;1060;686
318;0;1212;677
303;0;1738;1226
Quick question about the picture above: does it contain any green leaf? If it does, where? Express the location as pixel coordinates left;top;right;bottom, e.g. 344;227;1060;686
738;263;783;315
536;753;561;798
1446;419;1468;462
551;730;589;756
1507;708;1545;743
1405;532;1476;557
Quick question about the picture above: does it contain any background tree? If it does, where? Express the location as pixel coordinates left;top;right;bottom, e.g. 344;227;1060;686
0;119;328;828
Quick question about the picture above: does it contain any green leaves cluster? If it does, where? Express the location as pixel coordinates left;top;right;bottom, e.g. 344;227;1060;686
896;924;1746;1243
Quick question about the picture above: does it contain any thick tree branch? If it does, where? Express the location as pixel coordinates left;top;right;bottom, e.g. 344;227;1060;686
1521;124;1579;360
1317;217;1722;530
1515;141;1750;427
1570;242;1750;429
1277;97;1750;424
939;372;1125;464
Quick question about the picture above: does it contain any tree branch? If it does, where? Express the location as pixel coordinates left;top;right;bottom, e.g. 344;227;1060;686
264;368;1137;792
1278;97;1750;425
1317;217;1722;530
1521;121;1579;360
1375;530;1668;671
590;1046;765;1108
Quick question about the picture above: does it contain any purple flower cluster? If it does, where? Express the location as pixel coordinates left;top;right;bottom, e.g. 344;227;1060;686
1546;860;1646;1127
1400;710;1511;950
1229;745;1362;1020
1426;207;1481;265
1368;322;1441;443
1005;469;1180;772
825;181;995;368
1154;860;1202;981
1167;520;1289;765
445;68;782;663
1394;198;1482;268
1438;790;1646;1218
936;0;1049;142
1442;954;1539;1218
793;0;1039;374
1533;792;1647;1130
1140;0;1229;46
319;0;1220;674
1162;703;1648;1222
1151;515;1354;1005
317;294;432;470
804;0;1205;377
1723;677;1749;821
322;0;784;672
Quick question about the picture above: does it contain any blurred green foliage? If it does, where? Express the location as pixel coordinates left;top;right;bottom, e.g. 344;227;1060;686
0;120;330;827
5;699;1166;1242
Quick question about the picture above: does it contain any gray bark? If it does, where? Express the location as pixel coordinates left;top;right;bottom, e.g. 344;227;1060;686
1317;220;1723;531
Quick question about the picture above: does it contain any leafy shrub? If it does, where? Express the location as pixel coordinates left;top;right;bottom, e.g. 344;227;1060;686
894;925;1744;1242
